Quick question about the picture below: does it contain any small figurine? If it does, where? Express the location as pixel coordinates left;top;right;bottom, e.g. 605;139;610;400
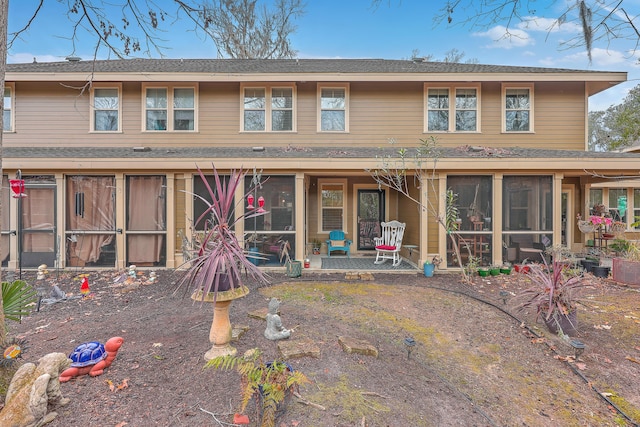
1;337;27;367
128;265;137;279
59;337;124;382
80;277;90;296
147;271;157;284
264;298;291;341
37;264;49;280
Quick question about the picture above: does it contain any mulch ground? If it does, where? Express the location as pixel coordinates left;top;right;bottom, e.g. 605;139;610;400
2;267;640;427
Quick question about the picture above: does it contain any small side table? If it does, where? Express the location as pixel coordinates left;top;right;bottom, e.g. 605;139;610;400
403;245;419;257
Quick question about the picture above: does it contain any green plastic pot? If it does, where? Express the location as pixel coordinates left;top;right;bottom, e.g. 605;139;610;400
478;269;490;277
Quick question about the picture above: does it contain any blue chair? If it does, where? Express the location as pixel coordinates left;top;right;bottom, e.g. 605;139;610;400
326;230;351;257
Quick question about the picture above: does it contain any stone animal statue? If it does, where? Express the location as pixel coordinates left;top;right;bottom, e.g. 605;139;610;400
59;337;124;382
264;298;291;340
0;352;71;427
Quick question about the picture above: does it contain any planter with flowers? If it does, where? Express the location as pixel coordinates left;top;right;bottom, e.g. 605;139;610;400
577;214;612;234
175;165;270;360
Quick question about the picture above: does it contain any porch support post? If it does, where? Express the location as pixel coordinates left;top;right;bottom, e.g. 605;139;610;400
295;172;305;261
493;174;503;265
114;174;125;271
429;173;443;267
554;173;564;246
165;173;175;268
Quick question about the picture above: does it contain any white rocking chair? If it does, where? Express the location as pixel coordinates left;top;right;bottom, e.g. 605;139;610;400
374;220;406;266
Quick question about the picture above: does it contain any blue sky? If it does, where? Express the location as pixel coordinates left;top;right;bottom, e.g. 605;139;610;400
6;0;640;111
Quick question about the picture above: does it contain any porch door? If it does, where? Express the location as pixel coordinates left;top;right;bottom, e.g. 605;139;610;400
21;186;57;268
357;189;385;250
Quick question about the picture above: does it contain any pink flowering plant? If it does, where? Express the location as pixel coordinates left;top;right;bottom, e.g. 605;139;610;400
576;213;612;233
588;215;612;227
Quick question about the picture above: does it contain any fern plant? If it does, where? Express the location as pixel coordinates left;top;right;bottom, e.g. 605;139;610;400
206;349;310;427
2;280;37;322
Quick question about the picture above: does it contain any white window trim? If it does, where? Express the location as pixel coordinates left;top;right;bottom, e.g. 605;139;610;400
142;83;198;132
3;82;15;133
423;83;481;133
318;178;347;234
90;84;122;133
502;83;534;133
317;83;349;133
240;83;297;133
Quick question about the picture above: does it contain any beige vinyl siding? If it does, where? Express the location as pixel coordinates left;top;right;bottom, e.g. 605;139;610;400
7;80;587;150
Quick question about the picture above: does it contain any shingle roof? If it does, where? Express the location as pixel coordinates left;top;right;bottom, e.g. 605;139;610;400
5;146;640;160
5;58;619;75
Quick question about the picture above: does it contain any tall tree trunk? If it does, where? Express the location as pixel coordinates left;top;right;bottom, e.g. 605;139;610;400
0;0;9;345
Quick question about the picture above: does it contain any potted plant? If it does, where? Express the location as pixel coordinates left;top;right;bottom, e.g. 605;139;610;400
423;260;434;277
513;259;591;336
499;264;512;275
206;349;310;427
175;165;269;360
477;267;490;277
311;238;322;255
489;265;501;276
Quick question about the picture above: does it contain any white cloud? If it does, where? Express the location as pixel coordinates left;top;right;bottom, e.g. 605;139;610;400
517;16;581;34
8;53;68;64
561;48;636;67
474;26;533;49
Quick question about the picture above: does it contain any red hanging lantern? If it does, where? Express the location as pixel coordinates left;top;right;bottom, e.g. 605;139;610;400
9;179;26;198
246;193;255;209
257;196;266;213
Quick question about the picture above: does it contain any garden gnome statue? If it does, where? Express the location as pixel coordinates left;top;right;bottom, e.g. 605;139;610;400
264;298;291;340
128;265;137;279
37;264;48;280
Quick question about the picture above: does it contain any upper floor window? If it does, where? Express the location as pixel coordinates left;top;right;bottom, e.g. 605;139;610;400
503;84;533;132
144;84;197;132
425;85;478;132
91;86;120;132
319;180;346;232
426;88;448;131
318;84;348;132
242;85;295;132
3;85;14;132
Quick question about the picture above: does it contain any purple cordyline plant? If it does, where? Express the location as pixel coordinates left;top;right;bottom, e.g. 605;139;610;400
515;257;589;324
175;165;269;303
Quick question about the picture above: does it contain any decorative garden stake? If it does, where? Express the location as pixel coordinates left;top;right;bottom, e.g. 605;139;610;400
59;337;124;382
570;340;586;360
499;290;510;305
404;337;416;359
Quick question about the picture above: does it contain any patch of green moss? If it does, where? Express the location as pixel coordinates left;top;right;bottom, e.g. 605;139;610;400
604;390;640;425
303;375;390;424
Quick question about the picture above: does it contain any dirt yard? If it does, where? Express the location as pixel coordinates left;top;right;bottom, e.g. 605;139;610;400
3;267;640;427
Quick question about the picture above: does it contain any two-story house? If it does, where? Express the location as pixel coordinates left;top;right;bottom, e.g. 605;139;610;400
2;58;638;272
